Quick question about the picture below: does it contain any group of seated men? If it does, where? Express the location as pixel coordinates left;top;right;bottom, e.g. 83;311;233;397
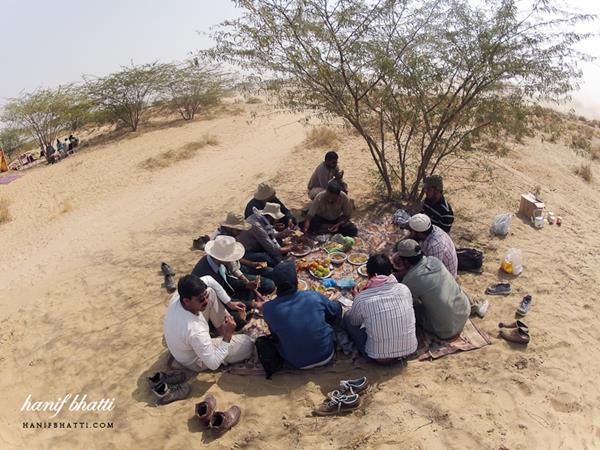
163;151;481;372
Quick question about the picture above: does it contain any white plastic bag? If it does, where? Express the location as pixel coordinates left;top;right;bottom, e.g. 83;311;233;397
501;247;522;275
490;213;512;236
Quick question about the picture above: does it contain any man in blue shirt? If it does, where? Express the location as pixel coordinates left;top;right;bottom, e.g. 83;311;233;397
256;261;342;369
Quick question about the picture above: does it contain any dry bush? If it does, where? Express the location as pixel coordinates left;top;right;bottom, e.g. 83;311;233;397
139;133;219;171
0;198;11;224
574;163;593;182
488;140;511;156
590;145;600;161
246;97;262;104
570;134;592;151
305;126;338;148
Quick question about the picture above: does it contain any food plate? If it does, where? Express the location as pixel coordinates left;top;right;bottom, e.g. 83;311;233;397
353;237;365;248
357;265;369;277
309;267;333;279
297;279;309;290
329;252;347;265
348;252;369;266
291;246;312;257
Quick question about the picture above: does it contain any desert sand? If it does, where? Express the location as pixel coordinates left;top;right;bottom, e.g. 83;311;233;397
0;101;599;449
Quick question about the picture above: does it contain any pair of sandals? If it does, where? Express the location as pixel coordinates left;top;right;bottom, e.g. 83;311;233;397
314;376;369;416
498;319;530;344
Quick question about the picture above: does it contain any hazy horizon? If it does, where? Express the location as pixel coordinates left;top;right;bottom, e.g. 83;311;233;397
1;0;599;118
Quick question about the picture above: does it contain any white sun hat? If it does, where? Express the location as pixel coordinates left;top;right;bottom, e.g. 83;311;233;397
204;235;245;262
258;202;285;220
408;213;432;232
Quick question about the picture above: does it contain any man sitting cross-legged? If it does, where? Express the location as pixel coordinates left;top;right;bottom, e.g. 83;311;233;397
303;180;357;237
344;254;417;363
255;261;342;369
163;274;253;371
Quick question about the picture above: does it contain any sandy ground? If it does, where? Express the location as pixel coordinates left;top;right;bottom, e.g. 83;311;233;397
0;102;599;449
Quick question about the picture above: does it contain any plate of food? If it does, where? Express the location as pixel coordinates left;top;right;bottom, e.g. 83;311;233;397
309;261;333;279
353;237;365;248
329;252;347;265
291;245;312;257
348;252;369;266
357;265;369;277
297;279;309;290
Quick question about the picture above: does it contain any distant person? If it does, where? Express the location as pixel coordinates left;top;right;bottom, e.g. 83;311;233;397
392;240;469;339
421;175;454;233
257;261;342;369
344;254;417;362
244;182;296;227
307;151;348;199
45;143;58;164
303;180;357;236
163;274;252;371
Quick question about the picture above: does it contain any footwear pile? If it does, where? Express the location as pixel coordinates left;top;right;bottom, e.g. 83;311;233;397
195;394;241;437
314;376;368;416
498;320;530;345
148;370;190;405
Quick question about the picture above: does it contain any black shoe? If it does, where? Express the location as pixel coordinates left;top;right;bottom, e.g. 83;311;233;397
165;274;176;293
147;371;186;389
161;262;175;276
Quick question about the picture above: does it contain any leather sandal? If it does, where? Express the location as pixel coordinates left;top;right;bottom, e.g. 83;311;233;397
499;328;530;345
498;320;528;333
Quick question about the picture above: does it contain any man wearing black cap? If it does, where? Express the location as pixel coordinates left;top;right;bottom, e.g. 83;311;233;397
255;261;342;369
421;175;454;233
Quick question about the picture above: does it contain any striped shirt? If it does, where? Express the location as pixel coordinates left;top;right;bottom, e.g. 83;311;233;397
422;196;454;233
346;278;417;359
421;225;458;278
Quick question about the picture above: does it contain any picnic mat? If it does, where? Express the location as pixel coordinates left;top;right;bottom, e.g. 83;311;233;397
414;319;492;361
0;174;21;185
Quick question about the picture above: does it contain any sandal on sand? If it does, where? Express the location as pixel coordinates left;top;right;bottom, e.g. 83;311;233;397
499;328;530;345
498;320;529;333
327;376;369;399
485;283;511;295
164;274;176;293
161;262;175;276
516;295;532;316
314;393;361;416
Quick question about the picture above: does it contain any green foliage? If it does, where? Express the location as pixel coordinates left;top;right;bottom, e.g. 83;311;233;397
84;62;168;131
161;60;231;120
0;127;26;158
1;86;74;148
211;0;594;201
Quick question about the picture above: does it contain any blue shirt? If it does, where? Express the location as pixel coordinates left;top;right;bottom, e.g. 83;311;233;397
263;290;341;368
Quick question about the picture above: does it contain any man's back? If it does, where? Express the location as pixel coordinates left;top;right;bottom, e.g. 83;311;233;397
402;256;469;339
351;281;417;359
263;291;340;368
421;225;458;277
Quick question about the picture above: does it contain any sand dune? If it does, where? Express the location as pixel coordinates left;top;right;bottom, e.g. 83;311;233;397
0;102;599;449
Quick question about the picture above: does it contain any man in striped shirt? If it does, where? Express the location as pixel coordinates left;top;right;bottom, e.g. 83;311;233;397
407;214;458;278
421;175;454;233
344;254;417;362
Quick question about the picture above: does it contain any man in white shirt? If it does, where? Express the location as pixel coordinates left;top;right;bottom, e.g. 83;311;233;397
164;274;254;371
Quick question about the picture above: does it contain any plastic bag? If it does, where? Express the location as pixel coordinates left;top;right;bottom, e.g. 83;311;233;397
490;213;512;236
393;209;411;228
500;248;522;275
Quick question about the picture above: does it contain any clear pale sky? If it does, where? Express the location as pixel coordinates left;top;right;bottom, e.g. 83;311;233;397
0;0;598;116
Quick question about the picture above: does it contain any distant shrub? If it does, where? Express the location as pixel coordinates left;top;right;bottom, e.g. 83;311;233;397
590;145;600;161
140;133;219;171
246;97;262;104
570;135;591;151
574;163;592;182
305;126;338;148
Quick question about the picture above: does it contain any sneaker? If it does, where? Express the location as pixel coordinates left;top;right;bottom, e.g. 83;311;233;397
147;371;186;389
516;295;532;316
152;382;190;405
164;274;176;293
327;376;369;399
209;405;241;437
474;299;489;318
314;393;361;416
485;283;511;295
161;262;175;276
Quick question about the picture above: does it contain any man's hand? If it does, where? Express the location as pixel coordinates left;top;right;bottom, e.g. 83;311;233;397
280;245;293;254
245;279;259;290
253;297;267;311
226;301;246;312
278;227;293;238
220;315;236;342
328;223;340;233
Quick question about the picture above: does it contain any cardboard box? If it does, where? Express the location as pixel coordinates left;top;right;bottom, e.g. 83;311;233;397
518;193;544;218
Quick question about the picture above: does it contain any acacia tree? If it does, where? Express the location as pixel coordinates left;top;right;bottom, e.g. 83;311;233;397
2;86;72;148
161;61;231;120
85;62;167;131
0;127;26;158
211;0;593;201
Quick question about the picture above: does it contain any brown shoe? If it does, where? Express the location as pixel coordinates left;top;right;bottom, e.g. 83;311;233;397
195;395;217;427
498;320;528;333
209;405;241;437
499;328;530;345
